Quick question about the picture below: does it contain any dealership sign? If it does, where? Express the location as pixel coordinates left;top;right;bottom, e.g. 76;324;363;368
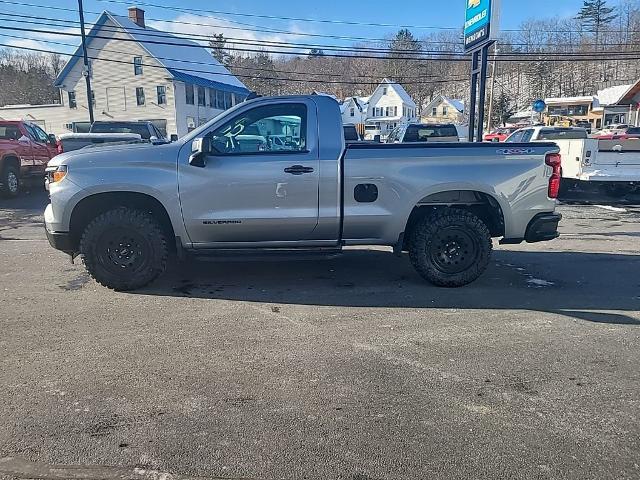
464;0;500;52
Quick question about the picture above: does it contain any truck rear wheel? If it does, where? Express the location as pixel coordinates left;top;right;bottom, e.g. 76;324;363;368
408;209;492;287
0;163;20;198
79;208;168;291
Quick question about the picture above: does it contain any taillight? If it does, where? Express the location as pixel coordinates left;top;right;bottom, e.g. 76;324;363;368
545;153;562;199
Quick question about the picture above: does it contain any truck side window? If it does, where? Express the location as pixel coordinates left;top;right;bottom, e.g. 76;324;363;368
521;129;534;142
207;103;307;155
506;130;524;143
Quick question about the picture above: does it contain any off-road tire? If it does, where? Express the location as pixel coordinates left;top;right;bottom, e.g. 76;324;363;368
79;208;168;291
0;163;20;198
408;208;492;287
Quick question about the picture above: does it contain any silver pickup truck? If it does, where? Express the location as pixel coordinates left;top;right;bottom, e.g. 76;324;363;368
44;95;562;291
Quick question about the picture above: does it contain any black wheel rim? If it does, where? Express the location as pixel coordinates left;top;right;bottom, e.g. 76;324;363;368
95;227;151;276
428;227;479;274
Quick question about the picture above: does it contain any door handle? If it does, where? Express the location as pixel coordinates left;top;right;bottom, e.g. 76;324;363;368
284;165;314;175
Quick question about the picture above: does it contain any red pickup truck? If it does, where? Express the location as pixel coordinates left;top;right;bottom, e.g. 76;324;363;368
0;120;58;197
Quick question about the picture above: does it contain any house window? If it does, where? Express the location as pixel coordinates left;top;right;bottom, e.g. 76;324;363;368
216;90;224;109
133;56;143;75
68;91;77;109
185;84;194;105
156;86;166;105
136;87;145;106
383;87;387;95
442;106;448;116
432;107;437;116
350;107;355;117
393;106;397;116
224;91;232;109
209;88;216;107
198;86;206;106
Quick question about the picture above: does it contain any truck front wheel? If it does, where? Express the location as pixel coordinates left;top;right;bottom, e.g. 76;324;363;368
0;163;20;198
79;208;168;291
408;209;492;287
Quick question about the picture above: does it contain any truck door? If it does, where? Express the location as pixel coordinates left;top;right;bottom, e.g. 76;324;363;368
24;123;53;171
178;100;321;245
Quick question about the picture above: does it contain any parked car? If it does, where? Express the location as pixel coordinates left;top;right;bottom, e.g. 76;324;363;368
44;94;561;291
387;123;459;143
593;126;640;140
574;120;592;134
0;120;58;197
54;132;143;155
508;125;639;198
598;124;630;136
483;127;519;142
89;121;166;141
343;125;361;142
506;126;588;142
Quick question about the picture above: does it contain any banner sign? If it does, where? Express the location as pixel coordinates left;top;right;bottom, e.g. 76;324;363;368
464;0;500;52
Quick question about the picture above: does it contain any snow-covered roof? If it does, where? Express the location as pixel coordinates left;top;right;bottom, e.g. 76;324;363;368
55;11;248;94
545;96;595;105
446;98;465;113
510;109;533;119
596;84;633;106
381;78;416;107
423;95;464;113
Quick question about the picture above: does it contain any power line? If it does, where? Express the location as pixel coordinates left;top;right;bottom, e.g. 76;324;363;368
2;0;639;49
3;21;640;63
0;42;477;85
94;0;461;30
0;32;474;82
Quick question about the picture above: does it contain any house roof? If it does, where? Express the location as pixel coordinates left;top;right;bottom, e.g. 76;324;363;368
381;78;416;107
544;95;595;105
423;95;465;114
596;84;632;106
55;11;249;95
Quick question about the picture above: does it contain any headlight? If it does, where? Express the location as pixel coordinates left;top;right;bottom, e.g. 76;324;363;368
47;165;67;184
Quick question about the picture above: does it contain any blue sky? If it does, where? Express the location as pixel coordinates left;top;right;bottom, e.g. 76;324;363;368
0;0;588;54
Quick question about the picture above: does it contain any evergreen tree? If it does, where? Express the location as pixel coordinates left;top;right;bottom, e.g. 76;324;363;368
576;0;618;47
209;33;232;66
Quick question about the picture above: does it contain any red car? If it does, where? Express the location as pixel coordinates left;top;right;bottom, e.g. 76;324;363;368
594;126;640;140
0;120;58;197
484;127;519;142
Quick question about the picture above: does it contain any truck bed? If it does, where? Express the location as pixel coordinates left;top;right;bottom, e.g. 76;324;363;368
342;141;559;244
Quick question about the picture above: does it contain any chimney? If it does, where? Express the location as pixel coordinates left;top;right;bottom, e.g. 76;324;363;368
128;6;145;28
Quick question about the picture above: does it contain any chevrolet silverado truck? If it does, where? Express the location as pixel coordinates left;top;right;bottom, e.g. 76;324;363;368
0;120;58;197
44;95;562;291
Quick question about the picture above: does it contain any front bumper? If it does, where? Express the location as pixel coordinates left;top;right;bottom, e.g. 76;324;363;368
45;227;75;254
525;212;562;243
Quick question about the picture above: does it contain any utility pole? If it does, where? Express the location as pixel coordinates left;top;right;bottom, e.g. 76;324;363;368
486;43;498;130
78;0;94;123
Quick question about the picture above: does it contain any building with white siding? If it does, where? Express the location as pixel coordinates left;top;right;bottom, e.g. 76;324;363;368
0;7;249;138
362;79;417;137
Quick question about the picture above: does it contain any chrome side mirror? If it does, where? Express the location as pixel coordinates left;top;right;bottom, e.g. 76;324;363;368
18;135;30;144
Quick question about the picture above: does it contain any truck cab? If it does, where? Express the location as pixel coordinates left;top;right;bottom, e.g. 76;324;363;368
0;120;58;197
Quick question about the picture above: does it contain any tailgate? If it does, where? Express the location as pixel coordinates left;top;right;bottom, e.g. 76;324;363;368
596;139;640;165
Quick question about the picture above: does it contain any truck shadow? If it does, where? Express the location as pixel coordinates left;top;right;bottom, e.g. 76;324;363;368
138;249;640;326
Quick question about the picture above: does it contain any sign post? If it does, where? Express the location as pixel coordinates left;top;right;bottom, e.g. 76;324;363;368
464;0;500;142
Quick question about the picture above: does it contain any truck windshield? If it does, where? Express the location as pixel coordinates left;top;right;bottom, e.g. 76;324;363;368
538;129;588;140
91;123;151;139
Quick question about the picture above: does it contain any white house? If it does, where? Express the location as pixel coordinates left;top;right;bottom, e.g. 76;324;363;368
363;79;417;136
340;96;370;125
0;7;249;137
422;95;465;124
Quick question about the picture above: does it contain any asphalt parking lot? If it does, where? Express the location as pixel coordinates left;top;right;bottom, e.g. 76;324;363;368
1;189;639;480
